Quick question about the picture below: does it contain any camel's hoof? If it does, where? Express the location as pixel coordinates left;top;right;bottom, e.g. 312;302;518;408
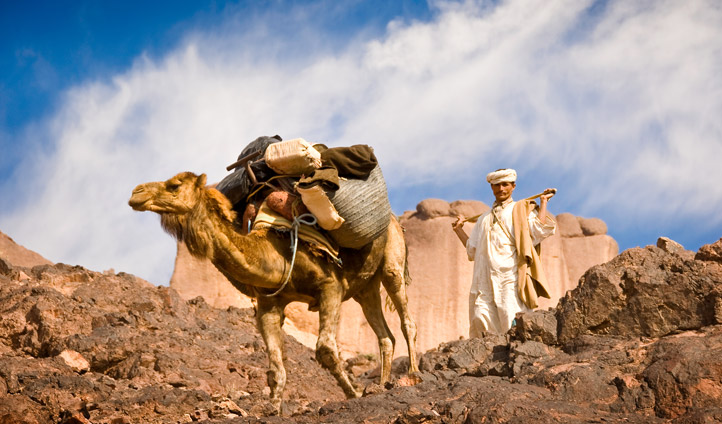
269;398;283;416
397;373;423;387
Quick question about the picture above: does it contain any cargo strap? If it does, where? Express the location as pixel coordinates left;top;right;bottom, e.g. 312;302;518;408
262;213;318;297
246;175;294;203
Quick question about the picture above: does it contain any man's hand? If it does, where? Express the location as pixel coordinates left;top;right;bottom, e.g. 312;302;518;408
538;188;556;224
540;188;556;203
452;215;469;247
452;215;466;231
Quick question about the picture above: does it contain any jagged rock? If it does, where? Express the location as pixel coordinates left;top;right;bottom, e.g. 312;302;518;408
656;236;695;261
57;350;90;373
557;246;722;343
640;327;722;419
0;261;344;423
2;227;722;422
0;258;11;277
418;334;510;378
510;309;557;345
657;236;685;253
578;216;607;236
696;237;722;263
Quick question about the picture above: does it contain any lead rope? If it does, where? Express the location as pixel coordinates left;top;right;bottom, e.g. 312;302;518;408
263;213;318;297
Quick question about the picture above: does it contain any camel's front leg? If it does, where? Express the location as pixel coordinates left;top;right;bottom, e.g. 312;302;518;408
316;288;361;398
255;298;287;413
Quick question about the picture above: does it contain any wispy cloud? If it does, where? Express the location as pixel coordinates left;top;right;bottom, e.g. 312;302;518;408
2;0;721;284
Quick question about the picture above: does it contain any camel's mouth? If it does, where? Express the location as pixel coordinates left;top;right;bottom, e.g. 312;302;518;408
128;196;150;211
128;186;153;211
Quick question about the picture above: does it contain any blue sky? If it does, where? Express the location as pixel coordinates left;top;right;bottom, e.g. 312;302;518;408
1;0;721;285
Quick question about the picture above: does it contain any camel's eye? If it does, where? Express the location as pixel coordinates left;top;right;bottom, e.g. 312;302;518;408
166;181;181;192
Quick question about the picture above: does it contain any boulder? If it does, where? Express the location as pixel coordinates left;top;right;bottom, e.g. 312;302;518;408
578;217;607;236
556;213;583;237
696;237;722;263
657;236;695;260
414;198;450;219
510;309;557;346
556;246;722;343
449;200;489;219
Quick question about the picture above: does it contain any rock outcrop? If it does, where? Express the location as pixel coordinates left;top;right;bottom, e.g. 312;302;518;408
0;231;52;268
557;244;722;343
170;199;619;356
0;259;344;422
1;235;720;422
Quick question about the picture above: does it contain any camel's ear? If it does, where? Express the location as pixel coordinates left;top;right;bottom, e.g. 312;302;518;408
196;173;207;187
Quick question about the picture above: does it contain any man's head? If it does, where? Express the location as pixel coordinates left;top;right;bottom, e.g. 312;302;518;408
486;168;516;203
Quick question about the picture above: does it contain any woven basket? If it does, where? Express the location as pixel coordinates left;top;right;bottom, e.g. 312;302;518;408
328;166;391;249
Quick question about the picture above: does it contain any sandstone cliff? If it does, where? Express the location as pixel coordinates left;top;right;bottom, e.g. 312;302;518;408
169;199;618;357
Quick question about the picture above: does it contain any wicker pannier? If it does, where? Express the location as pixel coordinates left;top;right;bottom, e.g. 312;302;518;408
327;166;391;249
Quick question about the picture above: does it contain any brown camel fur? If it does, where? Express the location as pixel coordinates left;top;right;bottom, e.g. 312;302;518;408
128;171;419;411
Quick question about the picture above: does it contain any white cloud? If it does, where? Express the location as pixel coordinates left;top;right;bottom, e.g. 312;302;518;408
2;0;721;284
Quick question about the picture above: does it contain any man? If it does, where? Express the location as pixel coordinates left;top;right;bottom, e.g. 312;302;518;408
452;168;556;336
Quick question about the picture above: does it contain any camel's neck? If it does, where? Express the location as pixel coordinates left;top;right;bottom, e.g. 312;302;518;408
161;191;285;289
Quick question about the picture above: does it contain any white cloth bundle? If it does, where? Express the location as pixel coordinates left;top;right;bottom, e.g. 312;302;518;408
264;138;322;175
296;184;345;230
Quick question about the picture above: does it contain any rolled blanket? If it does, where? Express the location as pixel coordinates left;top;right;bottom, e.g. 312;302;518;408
320;145;377;179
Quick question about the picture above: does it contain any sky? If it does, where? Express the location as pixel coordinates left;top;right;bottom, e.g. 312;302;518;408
1;0;721;286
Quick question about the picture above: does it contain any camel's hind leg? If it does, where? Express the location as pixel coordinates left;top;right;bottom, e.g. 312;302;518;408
353;281;395;385
255;297;287;413
316;286;362;398
382;219;420;374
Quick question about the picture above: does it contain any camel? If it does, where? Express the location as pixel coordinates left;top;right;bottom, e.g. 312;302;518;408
128;171;419;412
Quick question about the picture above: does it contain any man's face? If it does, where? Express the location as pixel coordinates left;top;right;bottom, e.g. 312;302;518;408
491;181;515;203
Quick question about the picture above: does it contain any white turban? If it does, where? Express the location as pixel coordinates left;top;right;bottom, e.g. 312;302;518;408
486;169;517;185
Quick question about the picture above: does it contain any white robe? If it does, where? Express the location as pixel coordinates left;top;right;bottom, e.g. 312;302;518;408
466;199;556;336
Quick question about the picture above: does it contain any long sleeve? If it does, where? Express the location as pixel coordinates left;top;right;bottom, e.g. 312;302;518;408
528;209;556;246
466;217;482;261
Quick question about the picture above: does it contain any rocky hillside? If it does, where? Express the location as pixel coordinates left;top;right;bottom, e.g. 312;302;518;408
170;199;619;356
0;230;721;423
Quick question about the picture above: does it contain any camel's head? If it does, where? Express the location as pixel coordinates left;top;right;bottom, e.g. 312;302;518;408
129;172;208;214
